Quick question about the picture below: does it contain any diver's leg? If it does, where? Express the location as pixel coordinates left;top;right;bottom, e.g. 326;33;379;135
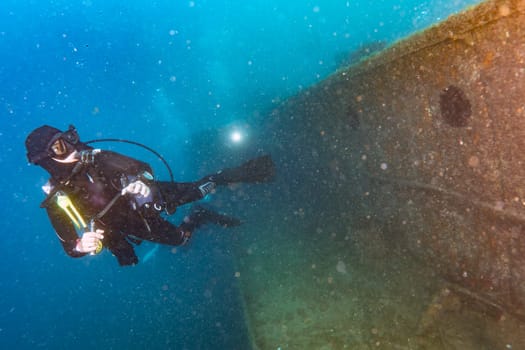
187;205;241;228
157;155;275;213
157;180;213;214
177;206;241;244
103;234;139;266
132;215;188;245
134;208;240;246
205;155;276;185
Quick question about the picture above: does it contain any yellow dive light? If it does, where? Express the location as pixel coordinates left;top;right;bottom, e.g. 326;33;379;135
56;192;87;229
55;191;103;255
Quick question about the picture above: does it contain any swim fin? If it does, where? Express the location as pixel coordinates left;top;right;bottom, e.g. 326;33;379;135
211;155;276;185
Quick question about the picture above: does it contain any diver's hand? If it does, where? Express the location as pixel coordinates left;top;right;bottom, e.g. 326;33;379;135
122;180;151;197
75;230;104;254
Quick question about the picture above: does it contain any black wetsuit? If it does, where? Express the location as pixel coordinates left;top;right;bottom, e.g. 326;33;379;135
43;149;212;266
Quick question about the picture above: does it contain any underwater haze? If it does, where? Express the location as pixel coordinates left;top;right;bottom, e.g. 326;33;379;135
1;0;481;349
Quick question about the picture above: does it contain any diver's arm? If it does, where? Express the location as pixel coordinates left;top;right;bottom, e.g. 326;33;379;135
45;205;87;258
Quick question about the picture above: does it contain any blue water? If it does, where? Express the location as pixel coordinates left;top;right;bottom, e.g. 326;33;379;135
1;1;481;349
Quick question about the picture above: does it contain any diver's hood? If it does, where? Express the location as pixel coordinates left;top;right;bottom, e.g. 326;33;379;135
25;125;62;164
25;125;92;181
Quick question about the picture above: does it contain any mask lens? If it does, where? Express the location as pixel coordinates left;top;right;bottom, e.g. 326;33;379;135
50;139;68;156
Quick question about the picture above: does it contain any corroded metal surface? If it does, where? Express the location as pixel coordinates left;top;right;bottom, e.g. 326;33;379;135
235;0;525;349
247;0;525;346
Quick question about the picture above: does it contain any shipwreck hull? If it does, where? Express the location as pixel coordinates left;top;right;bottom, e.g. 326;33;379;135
234;0;525;348
285;0;525;317
230;0;525;349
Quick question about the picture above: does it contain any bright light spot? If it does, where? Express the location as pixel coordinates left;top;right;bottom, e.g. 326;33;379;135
231;131;242;143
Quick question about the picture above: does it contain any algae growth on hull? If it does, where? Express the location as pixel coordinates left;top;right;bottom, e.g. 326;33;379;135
230;0;525;348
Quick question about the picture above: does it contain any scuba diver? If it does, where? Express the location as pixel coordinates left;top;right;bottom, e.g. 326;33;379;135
25;125;275;266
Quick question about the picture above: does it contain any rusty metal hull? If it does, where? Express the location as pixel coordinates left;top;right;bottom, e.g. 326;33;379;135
243;0;525;346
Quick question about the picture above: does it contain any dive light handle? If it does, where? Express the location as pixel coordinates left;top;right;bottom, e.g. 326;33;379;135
86;220;103;255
